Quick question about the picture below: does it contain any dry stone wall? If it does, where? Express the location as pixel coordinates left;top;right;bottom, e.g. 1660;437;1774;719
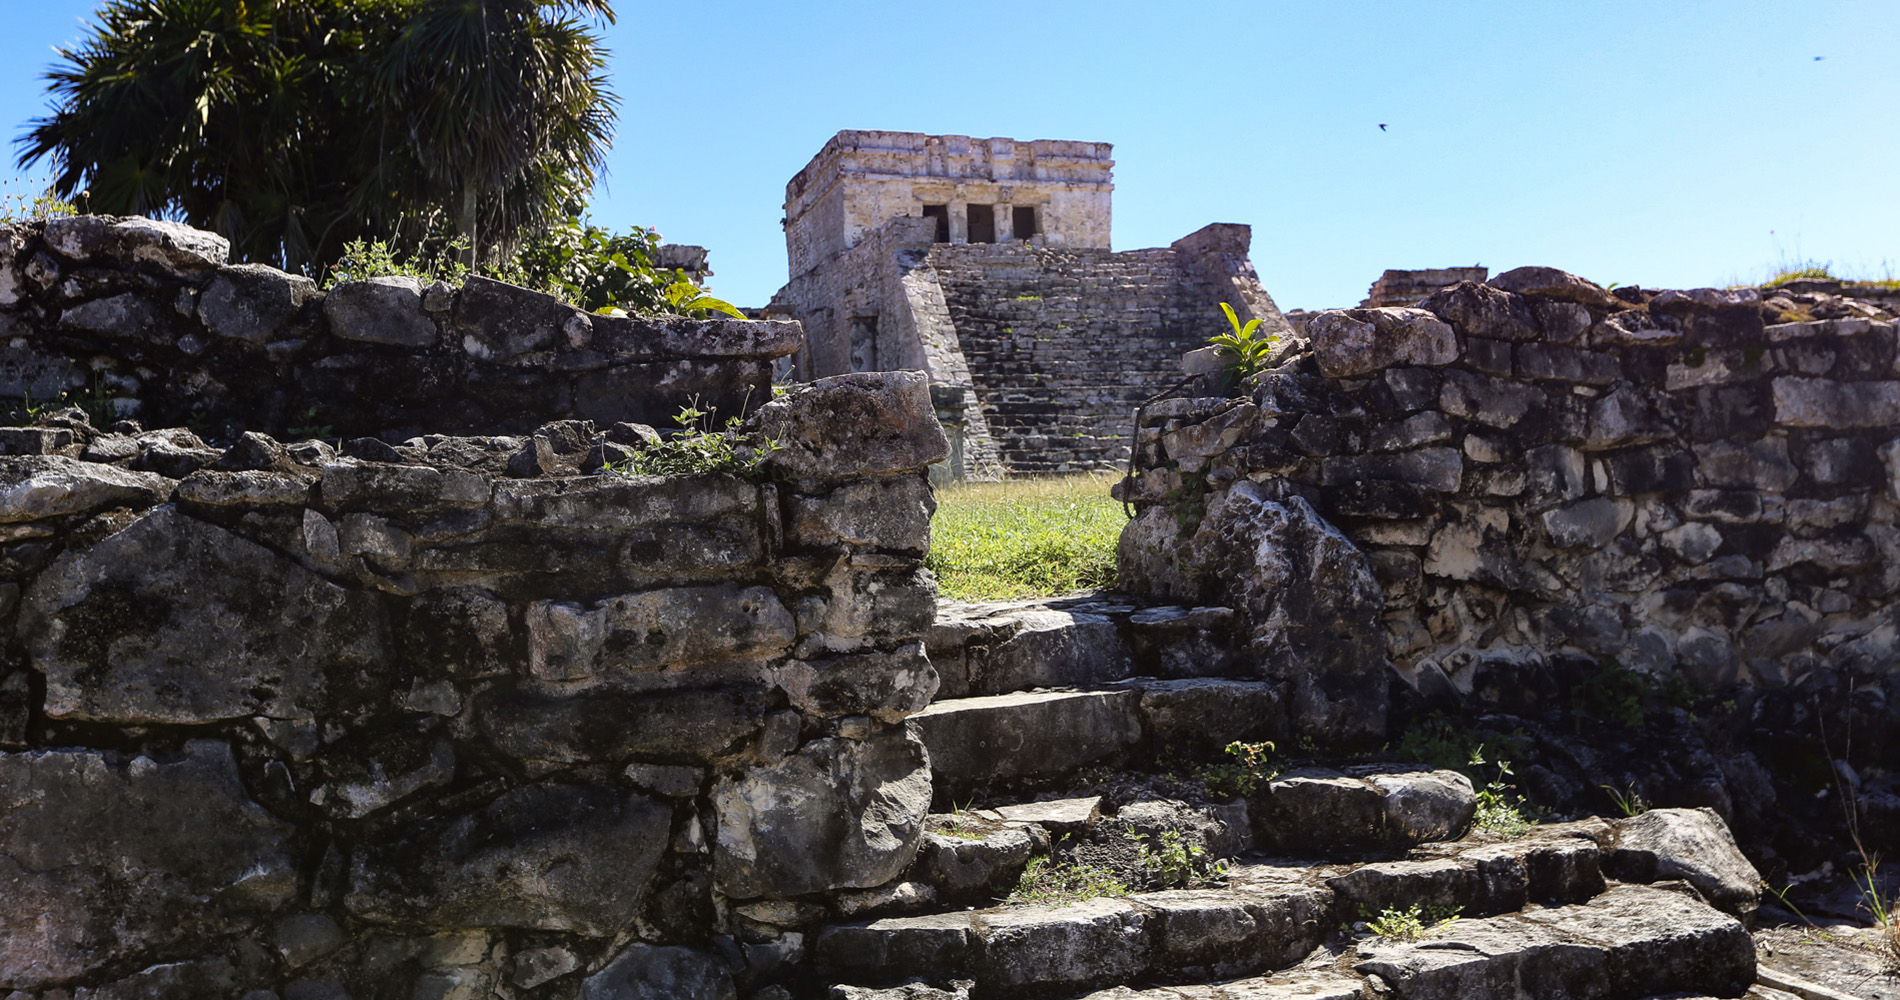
1119;268;1900;773
0;215;797;442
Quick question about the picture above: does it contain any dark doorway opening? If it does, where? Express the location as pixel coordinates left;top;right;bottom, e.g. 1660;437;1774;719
1013;206;1038;240
967;204;996;244
922;205;950;243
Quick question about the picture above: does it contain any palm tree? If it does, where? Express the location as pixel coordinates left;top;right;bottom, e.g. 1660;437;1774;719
16;0;617;274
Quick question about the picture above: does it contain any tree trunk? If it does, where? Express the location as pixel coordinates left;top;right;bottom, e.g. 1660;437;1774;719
458;187;478;267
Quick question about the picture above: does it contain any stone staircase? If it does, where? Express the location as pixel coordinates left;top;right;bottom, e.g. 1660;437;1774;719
808;597;1772;1000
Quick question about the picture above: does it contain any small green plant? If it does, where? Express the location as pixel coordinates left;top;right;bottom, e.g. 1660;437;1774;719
1196;740;1280;798
0;181;78;225
287;405;334;441
1365;904;1461;942
1207;302;1277;378
1475;771;1536;838
1765;260;1837;286
937;797;987;841
1007;857;1128;905
1601;782;1649;818
607;400;781;478
1856;858;1900;971
326;237;471;288
659;278;746;320
1130;829;1227;889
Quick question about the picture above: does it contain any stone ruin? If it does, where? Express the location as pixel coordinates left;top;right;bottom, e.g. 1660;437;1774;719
767;131;1294;479
0;214;1886;1000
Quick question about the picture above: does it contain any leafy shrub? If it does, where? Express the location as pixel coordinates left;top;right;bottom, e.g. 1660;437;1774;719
1195;740;1280;798
1007;857;1128;905
1130;829;1227;889
606;401;780;478
1364;903;1461;942
0;182;76;225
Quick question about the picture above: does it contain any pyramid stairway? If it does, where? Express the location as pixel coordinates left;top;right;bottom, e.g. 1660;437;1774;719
804;596;1782;1000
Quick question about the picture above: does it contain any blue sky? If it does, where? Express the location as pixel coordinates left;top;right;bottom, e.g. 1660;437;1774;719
1;1;1895;311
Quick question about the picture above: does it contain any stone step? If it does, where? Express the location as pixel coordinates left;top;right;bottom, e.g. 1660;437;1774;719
816;826;1614;998
909;690;1144;790
927;598;1240;700
1352;882;1756;1000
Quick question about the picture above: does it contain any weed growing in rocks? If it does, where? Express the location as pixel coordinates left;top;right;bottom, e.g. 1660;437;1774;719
1193;740;1281;799
1207;301;1278;378
1474;775;1537;839
1006;857;1128;906
1363;904;1462;942
1859;861;1900;972
1601;782;1649;817
607;402;781;478
1130;829;1227;889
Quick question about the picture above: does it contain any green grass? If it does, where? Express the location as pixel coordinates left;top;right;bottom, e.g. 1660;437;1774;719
1007;857;1128;905
926;474;1124;600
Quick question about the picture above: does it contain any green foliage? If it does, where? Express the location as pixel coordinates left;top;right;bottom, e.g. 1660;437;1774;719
1601;782;1649;818
19;0;618;274
1006;857;1128;906
1195;740;1281;799
1207;302;1277;378
1474;773;1536;838
1857;859;1900;970
326;237;471;288
1130;829;1227;889
606;401;780;478
0;181;77;225
660;278;746;320
926;474;1122;600
1765;260;1838;285
5;381;116;429
1393;716;1538;837
286;405;334;441
1364;904;1462;942
1575;662;1649;728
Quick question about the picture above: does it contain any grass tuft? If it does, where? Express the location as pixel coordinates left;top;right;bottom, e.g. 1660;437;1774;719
926;474;1123;600
1007;856;1128;905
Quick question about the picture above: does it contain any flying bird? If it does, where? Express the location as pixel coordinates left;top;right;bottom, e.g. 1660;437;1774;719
1378;123;1387;131
1815;55;1824;60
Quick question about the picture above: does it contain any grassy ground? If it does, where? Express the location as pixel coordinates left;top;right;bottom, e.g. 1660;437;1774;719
926;473;1125;601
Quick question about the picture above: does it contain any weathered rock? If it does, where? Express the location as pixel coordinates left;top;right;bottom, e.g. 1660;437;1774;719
1308;308;1457;378
23;507;389;723
346;782;671;933
1418;280;1541;341
831;982;973;1000
0;741;296;987
200;263;317;343
712;728;933;898
1253;766;1473;852
525;584;796;680
1604;808;1761;921
454;274;584;361
779;643;940;722
1487;265;1618;306
589;314;804;360
1772;376;1900;429
0;454;172;522
43;215;229;273
977;898;1152;995
275;914;349;969
913;827;1035;900
752;372;950;478
480;684;772;764
323;276;437;347
909;690;1141;787
786;475;936;553
1117;677;1287;755
1542;497;1633;548
581;944;736;1000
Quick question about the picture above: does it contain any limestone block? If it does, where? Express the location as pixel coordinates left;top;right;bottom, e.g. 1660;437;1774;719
1307;308;1456;378
1438;369;1542;427
711;728;932;898
0;741;296;987
1603;808;1761;920
174;469;316;507
750;371;950;478
589;314;803;359
1370;410;1452;452
488;470;759;529
785;475;936;553
1419;281;1541;341
975;897;1151;995
1486;265;1619;307
453;275;584;361
974;606;1134;694
1515;342;1620;384
43;215;230;273
913;827;1035;899
57;291;167;342
1772;376;1900;428
1693;438;1798;491
1541;498;1633;548
581;944;736;1000
323;276;437;347
23;507;390;724
0;454;172;522
479;685;772;764
524;584;795;680
777;642;939;722
200;263;317;343
1117;676;1287;755
347;782;671;933
1586;387;1673;450
274;914;349;969
1764;317;1874;341
909;690;1141;787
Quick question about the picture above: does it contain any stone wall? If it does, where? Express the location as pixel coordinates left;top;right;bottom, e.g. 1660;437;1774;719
0;216;797;442
1360;267;1488;308
0;218;961;998
1118;267;1900;770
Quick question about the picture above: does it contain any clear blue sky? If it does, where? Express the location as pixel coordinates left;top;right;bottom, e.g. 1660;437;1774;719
2;1;1895;311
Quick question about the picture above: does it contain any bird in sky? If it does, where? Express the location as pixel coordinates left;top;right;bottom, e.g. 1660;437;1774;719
1378;123;1387;131
1815;55;1824;60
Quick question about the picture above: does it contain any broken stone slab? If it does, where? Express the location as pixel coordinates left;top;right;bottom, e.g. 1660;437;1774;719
974;897;1153;996
199;262;318;343
1419;280;1542;341
1603;807;1761;921
0;426;76;456
1486;265;1620;307
969;606;1136;695
0;740;297;988
453;274;585;361
524;583;797;681
815;911;978;983
1353;882;1754;1000
785;474;936;554
0;454;173;522
778;643;941;723
912;826;1035;900
1131;880;1333;981
323;275;438;347
1252;766;1474;853
588;314;804;360
831;982;974;1000
990;796;1104;833
909;690;1142;788
751;371;950;478
345;781;671;934
1112;677;1288;756
478;684;772;764
22;507;390;724
1771;376;1900;429
711;728;933;898
1307;307;1458;378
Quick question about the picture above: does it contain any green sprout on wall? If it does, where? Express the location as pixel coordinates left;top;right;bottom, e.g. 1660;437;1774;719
1207;302;1277;378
